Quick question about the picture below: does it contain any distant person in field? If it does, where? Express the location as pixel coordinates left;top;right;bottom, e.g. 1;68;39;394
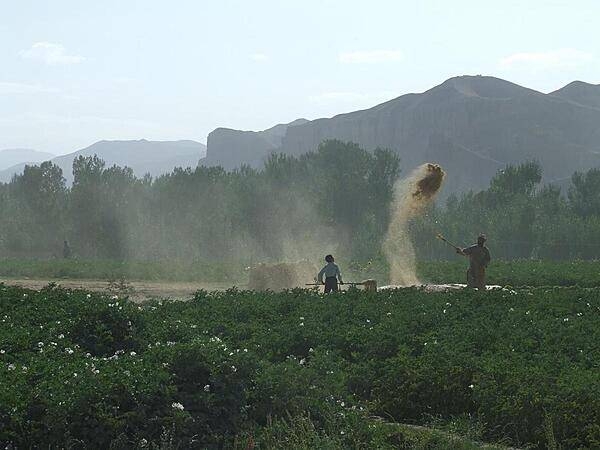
317;254;344;293
457;234;491;289
63;240;72;259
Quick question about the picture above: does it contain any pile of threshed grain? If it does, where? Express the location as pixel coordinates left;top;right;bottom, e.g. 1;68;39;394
247;261;318;291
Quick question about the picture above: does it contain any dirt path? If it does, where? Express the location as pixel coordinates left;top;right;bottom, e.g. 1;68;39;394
1;278;509;301
1;278;235;301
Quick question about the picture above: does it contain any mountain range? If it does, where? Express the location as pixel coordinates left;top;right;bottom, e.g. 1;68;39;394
3;76;599;194
0;140;206;183
202;76;600;194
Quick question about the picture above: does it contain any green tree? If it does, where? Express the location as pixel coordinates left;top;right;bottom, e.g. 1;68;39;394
568;168;600;218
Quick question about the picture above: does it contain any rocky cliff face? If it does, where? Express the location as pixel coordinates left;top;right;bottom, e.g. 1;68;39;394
204;76;600;193
202;119;308;169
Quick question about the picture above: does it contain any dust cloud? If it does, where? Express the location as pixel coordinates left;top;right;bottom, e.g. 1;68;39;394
383;163;445;286
242;197;341;290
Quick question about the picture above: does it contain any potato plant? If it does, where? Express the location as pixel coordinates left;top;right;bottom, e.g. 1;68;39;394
1;283;599;448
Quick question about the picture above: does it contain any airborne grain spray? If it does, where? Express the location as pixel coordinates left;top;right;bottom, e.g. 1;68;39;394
383;163;445;285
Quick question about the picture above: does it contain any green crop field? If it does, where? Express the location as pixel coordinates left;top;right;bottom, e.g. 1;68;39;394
1;283;599;449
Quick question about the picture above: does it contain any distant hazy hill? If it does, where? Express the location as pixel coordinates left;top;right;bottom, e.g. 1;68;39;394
0;148;54;171
202;119;308;169
550;80;600;109
204;76;600;194
0;140;206;183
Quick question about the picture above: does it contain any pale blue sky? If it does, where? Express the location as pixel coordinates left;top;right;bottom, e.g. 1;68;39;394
1;0;598;154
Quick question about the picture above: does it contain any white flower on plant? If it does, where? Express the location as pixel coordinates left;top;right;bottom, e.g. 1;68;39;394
171;402;184;410
299;322;304;326
37;342;44;347
0;349;5;354
58;334;65;339
65;348;74;354
469;384;474;389
130;351;137;356
204;384;210;392
299;358;306;365
73;372;78;377
86;294;91;299
8;363;15;371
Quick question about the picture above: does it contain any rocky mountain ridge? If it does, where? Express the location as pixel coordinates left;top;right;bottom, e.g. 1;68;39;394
203;76;600;193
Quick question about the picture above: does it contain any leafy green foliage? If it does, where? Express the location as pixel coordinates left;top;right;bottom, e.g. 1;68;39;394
1;283;599;448
569;168;600;218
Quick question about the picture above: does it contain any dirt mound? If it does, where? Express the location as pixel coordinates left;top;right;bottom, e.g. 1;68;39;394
247;261;318;291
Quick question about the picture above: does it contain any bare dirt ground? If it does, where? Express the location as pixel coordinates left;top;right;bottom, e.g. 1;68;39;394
2;278;506;301
1;278;234;301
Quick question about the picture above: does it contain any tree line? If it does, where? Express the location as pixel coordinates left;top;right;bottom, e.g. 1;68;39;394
0;141;399;262
412;161;600;260
0;140;598;262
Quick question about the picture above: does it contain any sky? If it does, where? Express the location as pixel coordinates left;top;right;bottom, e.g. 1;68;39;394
1;0;599;155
